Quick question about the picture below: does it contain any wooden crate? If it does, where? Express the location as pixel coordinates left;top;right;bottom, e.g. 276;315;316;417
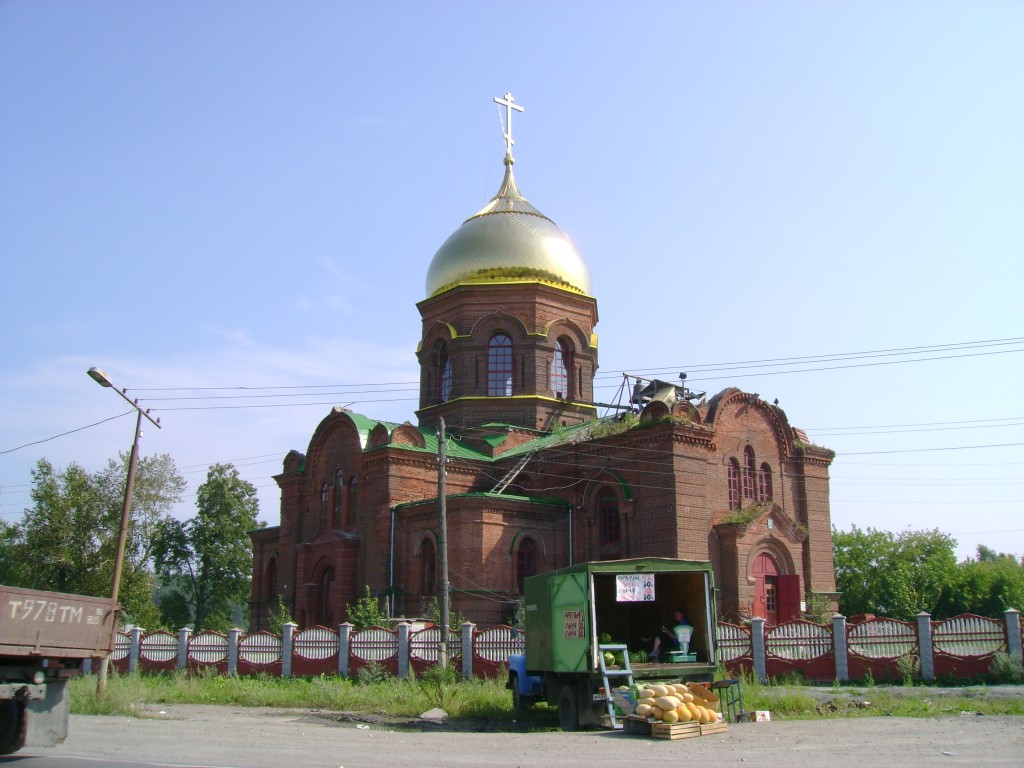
622;715;652;736
700;721;729;736
651;721;702;740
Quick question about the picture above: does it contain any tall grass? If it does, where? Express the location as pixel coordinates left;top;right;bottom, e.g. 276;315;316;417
73;668;1024;723
70;670;520;720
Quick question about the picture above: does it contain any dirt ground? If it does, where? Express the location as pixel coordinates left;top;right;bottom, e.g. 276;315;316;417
28;704;1024;768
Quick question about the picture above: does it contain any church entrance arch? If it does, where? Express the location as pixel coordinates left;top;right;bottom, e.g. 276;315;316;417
751;550;801;625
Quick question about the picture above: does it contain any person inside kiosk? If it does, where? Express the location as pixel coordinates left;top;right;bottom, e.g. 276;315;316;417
651;608;693;662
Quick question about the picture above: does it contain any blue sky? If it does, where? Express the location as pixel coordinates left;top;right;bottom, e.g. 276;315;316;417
2;1;1021;561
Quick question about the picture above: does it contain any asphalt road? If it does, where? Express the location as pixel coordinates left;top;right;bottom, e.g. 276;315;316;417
4;705;1023;768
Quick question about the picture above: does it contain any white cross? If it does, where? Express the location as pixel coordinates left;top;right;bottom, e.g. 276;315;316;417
494;92;525;161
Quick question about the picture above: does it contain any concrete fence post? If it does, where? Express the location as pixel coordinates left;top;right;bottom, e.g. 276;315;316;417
281;622;296;678
228;628;241;676
461;622;476;680
1004;609;1022;662
177;627;192;670
750;618;767;683
397;622;410;677
832;614;849;682
916;612;934;681
129;627;144;674
338;623;353;678
82;658;92;675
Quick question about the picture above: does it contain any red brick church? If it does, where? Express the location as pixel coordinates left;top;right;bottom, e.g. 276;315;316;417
249;95;838;629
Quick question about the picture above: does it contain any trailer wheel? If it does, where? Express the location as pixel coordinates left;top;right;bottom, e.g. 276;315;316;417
0;701;25;755
558;684;580;731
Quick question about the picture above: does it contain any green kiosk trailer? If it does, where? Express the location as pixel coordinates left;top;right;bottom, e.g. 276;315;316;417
507;558;719;730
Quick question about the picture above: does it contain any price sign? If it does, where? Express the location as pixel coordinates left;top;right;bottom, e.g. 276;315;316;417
563;610;585;638
616;574;655;602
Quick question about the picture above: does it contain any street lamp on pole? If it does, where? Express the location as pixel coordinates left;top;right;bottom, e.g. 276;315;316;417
87;368;161;696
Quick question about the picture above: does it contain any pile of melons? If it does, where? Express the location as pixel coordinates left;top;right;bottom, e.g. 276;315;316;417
633;683;717;724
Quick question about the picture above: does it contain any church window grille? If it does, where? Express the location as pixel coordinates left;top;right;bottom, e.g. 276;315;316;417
728;459;741;510
757;463;773;502
597;488;621;556
516;538;537;594
320;483;330;529
742;446;756;499
347;477;357;525
487;333;513;396
333;469;345;524
421;538;436;597
551;339;572;399
438;345;452;403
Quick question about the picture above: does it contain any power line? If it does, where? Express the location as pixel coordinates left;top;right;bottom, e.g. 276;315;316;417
0;411;134;455
115;334;1022;406
842;442;1024;456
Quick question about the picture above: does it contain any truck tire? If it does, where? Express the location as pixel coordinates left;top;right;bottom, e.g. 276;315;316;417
558;684;580;731
511;675;530;713
0;701;26;755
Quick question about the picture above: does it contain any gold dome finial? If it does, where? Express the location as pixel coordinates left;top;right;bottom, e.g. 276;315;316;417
494;92;524;164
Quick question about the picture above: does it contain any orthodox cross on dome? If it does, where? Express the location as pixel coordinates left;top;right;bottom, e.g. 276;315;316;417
494;92;525;163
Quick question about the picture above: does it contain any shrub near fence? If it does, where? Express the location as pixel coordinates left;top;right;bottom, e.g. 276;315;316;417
98;609;1022;684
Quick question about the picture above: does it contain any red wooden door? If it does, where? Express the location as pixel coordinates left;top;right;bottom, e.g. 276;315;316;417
752;553;779;624
777;574;802;623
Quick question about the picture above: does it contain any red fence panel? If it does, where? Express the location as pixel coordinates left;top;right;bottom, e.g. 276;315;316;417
846;617;918;682
137;630;178;673
933;614;1007;679
349;626;398;677
765;620;834;681
187;631;229;674
472;625;523;678
237;631;283;676
716;622;753;677
110;631;131;673
292;626;339;677
409;625;462;677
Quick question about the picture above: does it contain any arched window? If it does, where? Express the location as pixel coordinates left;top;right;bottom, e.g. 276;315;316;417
758;462;773;502
317;567;335;626
516;538;537;594
727;458;741;510
550;338;572;399
333;469;344;525
421;538;436;597
320;482;331;528
742;446;756;499
438;343;452;403
487;333;513;396
265;557;277;602
347;476;358;525
597;488;621;557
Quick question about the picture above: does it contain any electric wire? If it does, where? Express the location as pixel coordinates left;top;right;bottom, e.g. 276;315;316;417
0;411;134;455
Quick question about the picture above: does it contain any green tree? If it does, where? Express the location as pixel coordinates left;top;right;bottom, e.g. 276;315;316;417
153;463;262;632
936;545;1024;618
833;526;957;620
346;585;388;630
0;456;184;627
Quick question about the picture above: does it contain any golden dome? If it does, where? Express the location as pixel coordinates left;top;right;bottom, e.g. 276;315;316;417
425;160;592;297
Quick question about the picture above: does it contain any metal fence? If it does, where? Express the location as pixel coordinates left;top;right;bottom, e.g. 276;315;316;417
101;608;1022;683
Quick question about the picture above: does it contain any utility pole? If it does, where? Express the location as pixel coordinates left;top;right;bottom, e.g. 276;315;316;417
437;418;450;669
87;368;161;697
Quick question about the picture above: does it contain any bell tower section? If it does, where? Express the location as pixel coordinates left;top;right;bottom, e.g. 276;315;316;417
415;93;599;432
